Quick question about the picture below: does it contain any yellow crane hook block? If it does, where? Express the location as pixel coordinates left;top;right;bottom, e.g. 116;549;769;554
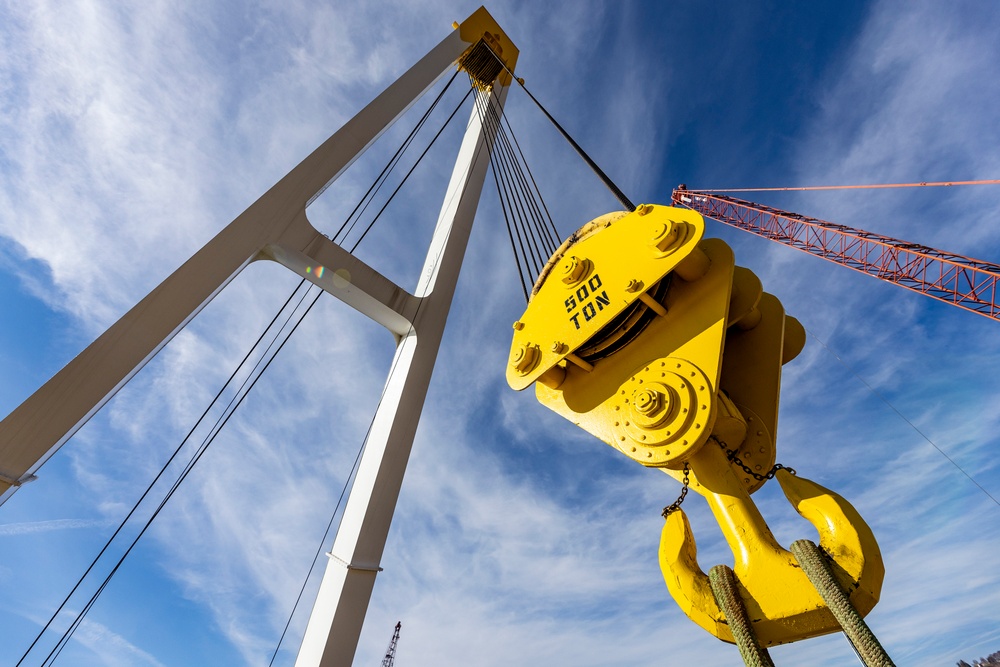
506;204;884;646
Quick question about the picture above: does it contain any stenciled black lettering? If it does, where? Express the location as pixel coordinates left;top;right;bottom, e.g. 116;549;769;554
576;284;589;302
589;274;603;291
569;313;582;330
582;302;597;321
564;295;576;313
595;290;610;310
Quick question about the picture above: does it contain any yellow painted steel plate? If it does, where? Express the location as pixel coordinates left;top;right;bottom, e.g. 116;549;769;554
507;205;705;390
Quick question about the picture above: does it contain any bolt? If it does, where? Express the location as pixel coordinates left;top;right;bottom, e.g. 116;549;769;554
509;343;539;374
635;204;653;216
551;341;566;354
512;320;525;331
625;279;644;293
559;255;589;285
650;218;680;252
633;388;663;416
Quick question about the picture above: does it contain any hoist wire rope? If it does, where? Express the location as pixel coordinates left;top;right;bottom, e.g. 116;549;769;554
478;94;547;291
483;121;531;302
685;179;1000;193
478;48;636;212
806;325;1000;509
479;94;557;260
15;278;313;667
335;69;460;245
51;290;323;667
474;88;559;295
495;113;557;261
33;76;474;666
482;107;547;278
267;88;500;662
497;107;561;250
39;280;321;667
474;91;542;290
482;94;560;254
350;84;475;251
264;423;364;667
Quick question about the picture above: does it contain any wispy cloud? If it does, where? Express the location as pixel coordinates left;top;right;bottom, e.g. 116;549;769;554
2;1;999;666
0;518;110;536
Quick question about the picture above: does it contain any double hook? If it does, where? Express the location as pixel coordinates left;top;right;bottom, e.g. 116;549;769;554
659;438;884;646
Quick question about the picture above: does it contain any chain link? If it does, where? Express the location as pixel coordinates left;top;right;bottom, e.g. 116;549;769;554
661;441;796;518
662;463;690;518
715;438;795;481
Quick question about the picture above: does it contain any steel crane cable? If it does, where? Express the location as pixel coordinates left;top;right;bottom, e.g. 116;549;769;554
478;94;546;284
478;47;636;213
336;69;461;246
474;86;560;301
479;93;559;259
496;106;561;250
32;279;318;667
13;277;311;666
806;325;1000;509
708;565;776;667
22;75;476;667
479;99;543;298
350;83;476;250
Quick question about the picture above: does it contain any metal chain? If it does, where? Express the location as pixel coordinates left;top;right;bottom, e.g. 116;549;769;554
662;463;690;517
661;440;795;518
715;438;795;481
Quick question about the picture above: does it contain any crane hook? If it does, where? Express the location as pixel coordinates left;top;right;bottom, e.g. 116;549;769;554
658;441;884;646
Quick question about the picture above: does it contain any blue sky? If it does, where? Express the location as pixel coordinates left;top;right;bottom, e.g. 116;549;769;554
2;1;999;665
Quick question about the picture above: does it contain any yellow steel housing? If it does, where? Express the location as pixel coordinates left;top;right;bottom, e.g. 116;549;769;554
507;205;882;646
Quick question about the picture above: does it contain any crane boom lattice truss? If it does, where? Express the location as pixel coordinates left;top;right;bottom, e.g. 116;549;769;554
380;621;401;667
672;189;1000;321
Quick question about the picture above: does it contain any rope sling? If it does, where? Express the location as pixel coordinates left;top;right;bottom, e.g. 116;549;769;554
708;542;896;667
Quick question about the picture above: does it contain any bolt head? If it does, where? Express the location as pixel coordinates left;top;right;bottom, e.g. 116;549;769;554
551;341;566;354
510;346;525;364
625;279;643;293
650;219;681;252
512;320;525;331
633;388;663;415
510;343;539;374
559;255;588;285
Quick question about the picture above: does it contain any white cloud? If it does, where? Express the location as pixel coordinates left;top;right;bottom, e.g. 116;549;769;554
2;1;1000;666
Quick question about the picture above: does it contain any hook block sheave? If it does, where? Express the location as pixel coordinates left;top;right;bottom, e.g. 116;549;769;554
507;204;883;647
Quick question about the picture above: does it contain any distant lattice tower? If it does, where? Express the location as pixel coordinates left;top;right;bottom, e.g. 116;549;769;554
380;622;401;667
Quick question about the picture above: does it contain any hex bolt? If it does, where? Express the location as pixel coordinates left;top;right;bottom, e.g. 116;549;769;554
559;255;588;285
512;321;525;331
650;219;680;252
633;388;663;416
509;346;525;365
510;343;539;374
625;279;644;293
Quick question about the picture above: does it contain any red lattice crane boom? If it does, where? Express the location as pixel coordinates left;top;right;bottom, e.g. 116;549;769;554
672;188;1000;321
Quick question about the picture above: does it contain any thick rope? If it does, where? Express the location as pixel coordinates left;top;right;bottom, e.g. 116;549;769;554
790;540;896;667
708;565;776;667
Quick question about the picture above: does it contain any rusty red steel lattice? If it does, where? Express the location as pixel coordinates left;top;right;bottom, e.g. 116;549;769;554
671;189;1000;321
